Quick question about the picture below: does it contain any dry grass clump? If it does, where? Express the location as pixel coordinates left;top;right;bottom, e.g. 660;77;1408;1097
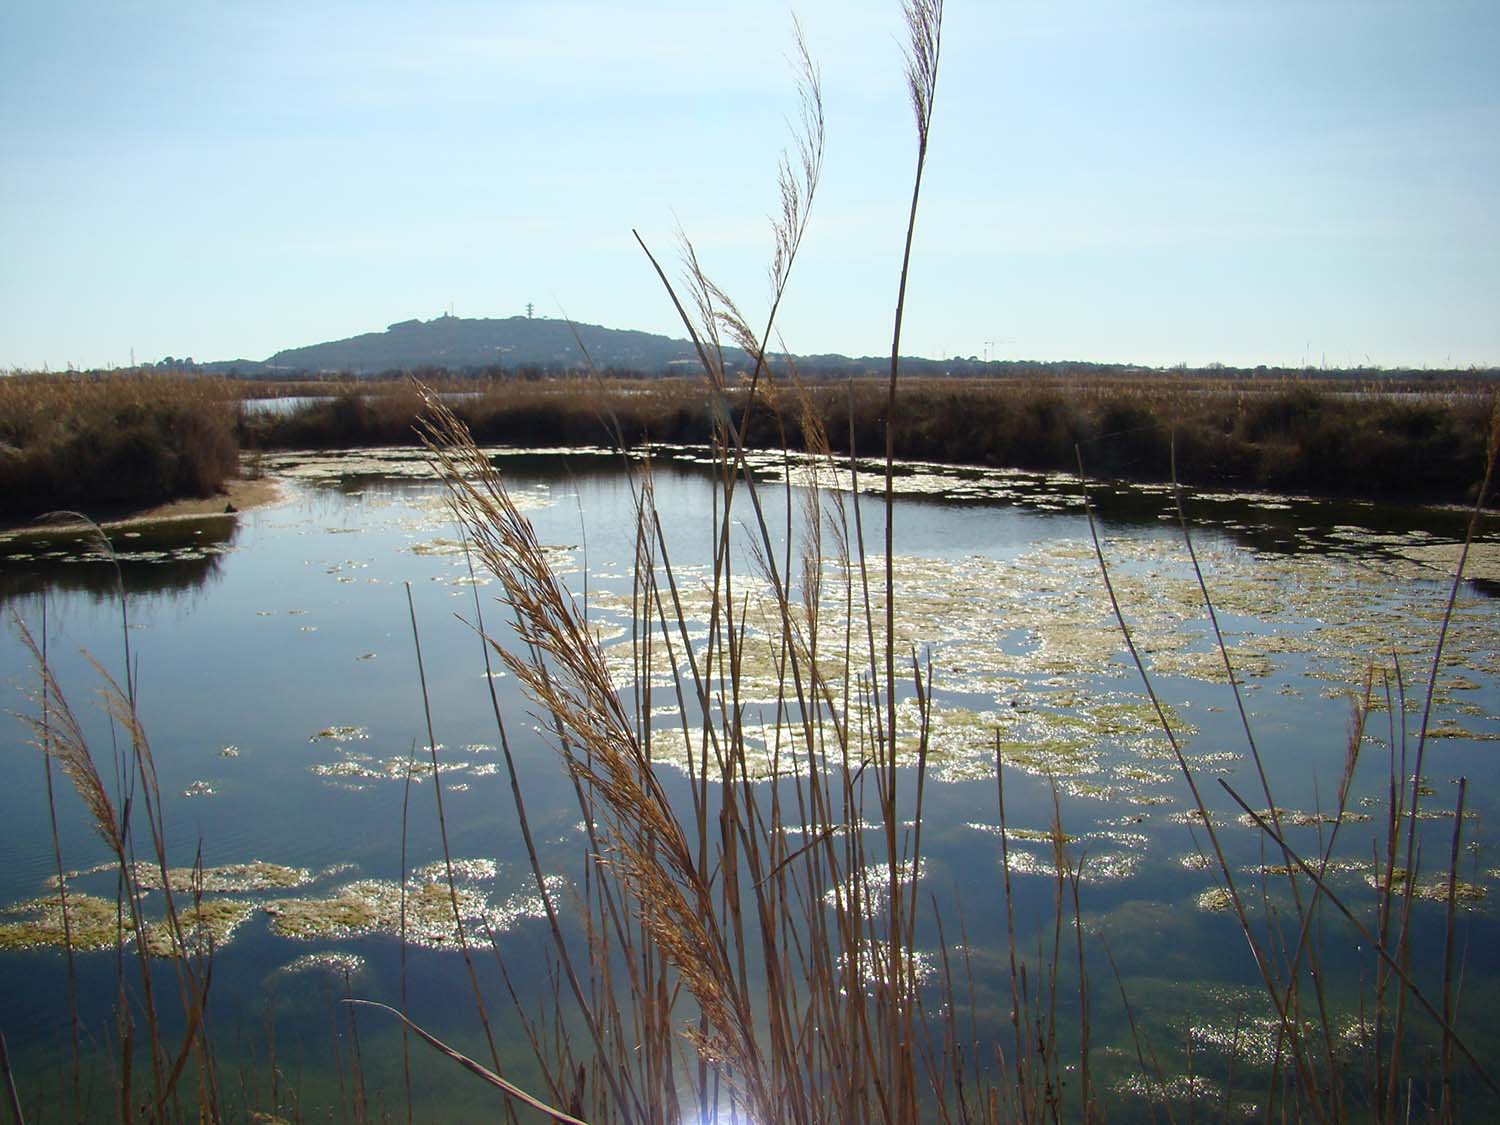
0;372;240;521
817;376;1498;501
240;374;728;452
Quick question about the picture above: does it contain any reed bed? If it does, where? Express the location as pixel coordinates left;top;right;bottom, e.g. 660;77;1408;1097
236;372;1498;506
0;373;240;522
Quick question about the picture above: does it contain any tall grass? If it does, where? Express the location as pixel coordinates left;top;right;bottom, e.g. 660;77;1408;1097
399;2;1499;1119
239;372;1498;506
0;373;240;522
407;3;1111;1119
13;528;224;1121
399;5;973;1119
1074;411;1500;1119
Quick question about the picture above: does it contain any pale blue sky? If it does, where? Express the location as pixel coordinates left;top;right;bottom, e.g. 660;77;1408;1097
2;1;1496;371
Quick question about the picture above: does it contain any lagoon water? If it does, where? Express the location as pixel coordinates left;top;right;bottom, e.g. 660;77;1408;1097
2;445;1498;1117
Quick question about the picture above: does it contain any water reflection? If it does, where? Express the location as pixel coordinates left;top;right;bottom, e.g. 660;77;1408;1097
0;513;239;605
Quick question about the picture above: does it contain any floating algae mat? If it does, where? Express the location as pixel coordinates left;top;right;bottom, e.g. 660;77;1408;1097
0;858;557;955
263;868;562;948
0;890;255;956
128;860;314;893
0;892;130;952
582;530;1497;790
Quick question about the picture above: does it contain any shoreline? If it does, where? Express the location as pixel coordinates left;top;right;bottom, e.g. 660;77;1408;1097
0;476;283;538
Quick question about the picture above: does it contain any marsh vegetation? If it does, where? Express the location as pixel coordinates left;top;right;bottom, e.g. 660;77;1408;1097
3;354;1496;530
4;2;1500;1121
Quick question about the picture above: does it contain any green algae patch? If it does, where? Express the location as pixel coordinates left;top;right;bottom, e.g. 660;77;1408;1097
1394;541;1500;584
0;892;129;951
139;899;256;958
986;844;1141;885
1363;870;1488;904
308;739;500;788
1194;887;1235;913
130;861;313;894
262;869;562;948
1234;807;1371;829
309;724;368;743
963;822;1074;845
273;951;368;981
45;861;115;889
309;754;472;787
263;882;392;941
414;858;497;883
1243;859;1366;881
3;865;308;954
564;532;1499;807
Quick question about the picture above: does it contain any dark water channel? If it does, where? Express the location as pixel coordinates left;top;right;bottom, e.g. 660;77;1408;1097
2;446;1498;1119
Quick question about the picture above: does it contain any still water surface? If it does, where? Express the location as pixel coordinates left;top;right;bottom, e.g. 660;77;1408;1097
2;446;1498;1117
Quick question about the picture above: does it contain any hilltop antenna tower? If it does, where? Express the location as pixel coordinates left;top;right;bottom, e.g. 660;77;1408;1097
526;302;534;319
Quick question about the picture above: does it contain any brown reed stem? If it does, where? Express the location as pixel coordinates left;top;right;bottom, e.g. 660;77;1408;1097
0;1030;23;1125
398;739;417;1125
459;539;643;1119
403;582;508;1090
1221;780;1499;1100
1440;777;1468;1120
34;597;82;1122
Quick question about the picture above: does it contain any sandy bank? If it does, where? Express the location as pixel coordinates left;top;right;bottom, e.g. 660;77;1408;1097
0;476;283;537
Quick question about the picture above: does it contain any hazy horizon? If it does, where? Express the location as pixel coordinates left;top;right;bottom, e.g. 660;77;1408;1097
3;1;1497;372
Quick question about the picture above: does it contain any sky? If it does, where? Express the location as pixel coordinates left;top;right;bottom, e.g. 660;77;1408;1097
2;1;1497;372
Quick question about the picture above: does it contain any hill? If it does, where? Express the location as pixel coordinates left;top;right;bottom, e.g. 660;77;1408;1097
172;313;1497;384
198;314;744;377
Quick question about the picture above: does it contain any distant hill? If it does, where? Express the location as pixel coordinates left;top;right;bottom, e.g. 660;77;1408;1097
186;313;1146;379
175;313;1495;383
198;314;750;377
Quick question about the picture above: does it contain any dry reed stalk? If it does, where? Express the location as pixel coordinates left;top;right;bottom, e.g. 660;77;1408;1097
397;739;418;1125
1078;449;1337;1115
402;582;511;1096
11;518;226;1120
386;4;1226;1120
879;11;944;1111
35;597;83;1123
1439;778;1468;1119
0;1031;23;1125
